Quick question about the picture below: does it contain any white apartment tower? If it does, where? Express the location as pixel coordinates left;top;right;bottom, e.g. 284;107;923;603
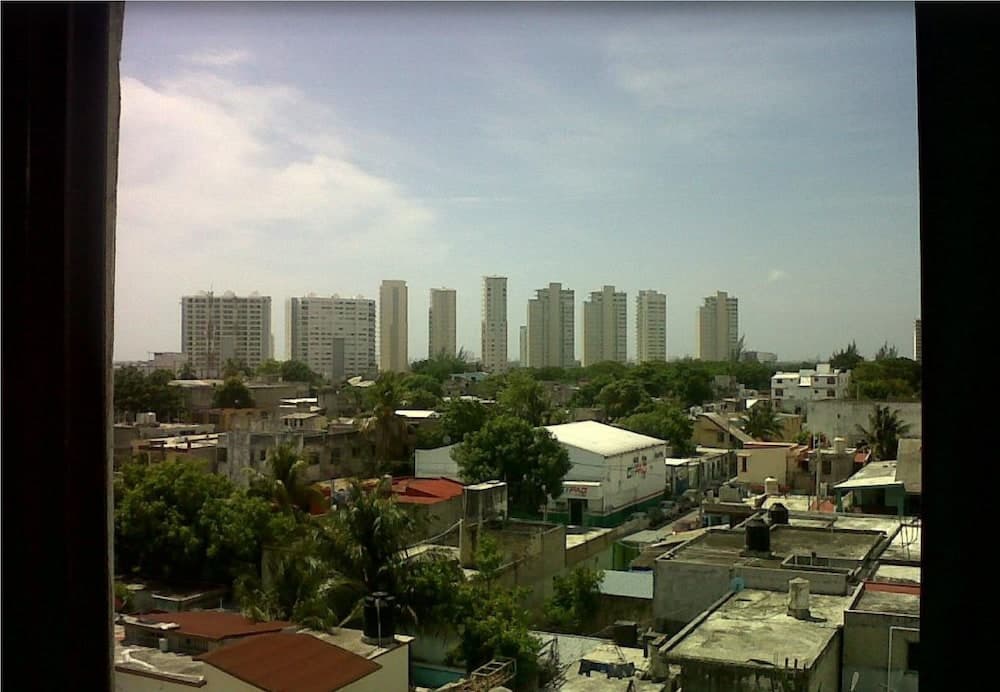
481;276;508;372
379;280;409;372
914;319;922;363
636;290;667;363
527;283;575;369
286;295;376;380
697;291;739;361
181;291;272;378
583;285;627;366
429;288;457;359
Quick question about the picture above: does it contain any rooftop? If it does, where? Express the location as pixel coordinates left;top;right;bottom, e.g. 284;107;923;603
664;589;852;669
853;583;920;617
395;409;440;419
197;632;381;692
834;461;902;491
543;421;666;457
566;526;613;551
698;413;754;444
115;641;205;686
302;626;415;660
391;477;464;505
873;564;922;586
129;611;292;641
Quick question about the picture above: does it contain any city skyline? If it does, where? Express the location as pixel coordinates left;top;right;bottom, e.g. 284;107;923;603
115;2;919;363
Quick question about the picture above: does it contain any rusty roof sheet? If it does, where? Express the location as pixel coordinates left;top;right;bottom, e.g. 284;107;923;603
137;612;292;641
197;632;380;692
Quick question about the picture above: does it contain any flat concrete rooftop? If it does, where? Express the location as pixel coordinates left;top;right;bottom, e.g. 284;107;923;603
115;640;204;683
874;564;921;585
665;589;852;668
662;524;885;568
855;590;920;617
566;526;613;550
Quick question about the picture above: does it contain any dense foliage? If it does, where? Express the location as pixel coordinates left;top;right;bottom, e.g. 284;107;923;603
113;367;186;421
452;415;572;514
542;567;604;633
212;377;255;408
617;403;696;456
857;405;912;461
741;401;783;441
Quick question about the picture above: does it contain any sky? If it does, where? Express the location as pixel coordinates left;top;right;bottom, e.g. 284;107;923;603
115;1;920;364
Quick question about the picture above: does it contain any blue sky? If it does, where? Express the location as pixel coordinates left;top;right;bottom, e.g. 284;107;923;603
115;1;920;363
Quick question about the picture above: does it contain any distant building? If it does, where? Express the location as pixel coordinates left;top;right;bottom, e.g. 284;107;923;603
519;325;528;365
527;282;575;369
287;295;377;381
428;287;457;358
181;291;272;378
481;276;508;372
741;350;777;364
583;285;627;366
913;318;921;363
379;280;408;373
697;291;738;361
636;289;667;363
771;363;851;413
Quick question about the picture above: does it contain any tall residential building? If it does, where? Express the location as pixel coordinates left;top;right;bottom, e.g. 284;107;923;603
181;291;272;378
526;283;575;369
379;280;409;372
519;325;528;366
583;285;627;366
697;291;739;361
286;295;376;380
428;288;457;358
914;319;922;363
481;276;508;372
636;290;667;363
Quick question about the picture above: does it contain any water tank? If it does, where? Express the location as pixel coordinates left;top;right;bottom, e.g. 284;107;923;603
768;503;789;525
612;620;638;648
833;437;846;454
158;637;168;652
745;516;771;554
362;592;396;645
764;477;779;495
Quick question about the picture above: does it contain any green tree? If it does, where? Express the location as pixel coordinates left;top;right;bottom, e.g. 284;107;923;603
113;367;186;421
830;341;864;371
618;403;696;456
497;371;553;426
856;405;912;461
255;359;283;378
224;358;253;378
401;373;444;409
439;397;493;444
874;341;899;361
543;567;604;633
360;372;416;472
177;361;198;380
666;362;714;409
596;379;651;421
568;374;614;408
114;460;279;583
741;401;783;441
453;415;571;515
281;359;317;383
213;377;255;408
410;348;475;382
246;443;326;517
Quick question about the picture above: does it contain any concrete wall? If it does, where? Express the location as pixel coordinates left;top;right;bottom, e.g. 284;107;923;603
201;666;267;692
842;611;919;692
692;418;742;449
653;561;735;633
671;660;810;692
114;669;204;692
805;401;922;446
414;445;461;481
809;631;842;692
737;447;788;486
736;566;849;596
358;643;410;692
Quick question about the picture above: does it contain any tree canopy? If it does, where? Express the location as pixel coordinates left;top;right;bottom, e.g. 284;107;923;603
596;379;652;421
409;348;477;382
830;341;864;371
452;415;571;515
281;359;319;384
741;401;783;441
114;367;187;421
617;403;696;456
857;405;912;461
543;567;604;633
497;371;553;426
213;377;255;409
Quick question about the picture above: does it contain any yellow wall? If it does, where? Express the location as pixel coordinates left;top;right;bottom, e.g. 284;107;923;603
737;447;787;486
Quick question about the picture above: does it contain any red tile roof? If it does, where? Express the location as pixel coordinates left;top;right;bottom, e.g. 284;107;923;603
137;612;292;641
197;632;381;692
391;477;463;505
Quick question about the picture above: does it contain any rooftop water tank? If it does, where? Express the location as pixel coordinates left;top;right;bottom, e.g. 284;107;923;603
745;516;771;554
768;502;789;525
833;437;847;454
362;592;396;646
764;477;779;495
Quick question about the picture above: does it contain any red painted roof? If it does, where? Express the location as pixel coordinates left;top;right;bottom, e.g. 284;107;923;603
197;632;380;692
137;612;292;641
391;477;463;505
864;581;921;596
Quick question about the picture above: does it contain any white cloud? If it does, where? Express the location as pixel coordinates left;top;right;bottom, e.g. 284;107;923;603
184;49;252;67
115;70;443;359
768;269;787;283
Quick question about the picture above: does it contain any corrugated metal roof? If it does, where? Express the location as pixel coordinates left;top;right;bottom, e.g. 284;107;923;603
598;570;654;600
392;477;464;504
543;421;665;457
137;612;291;641
197;632;380;692
834;461;901;490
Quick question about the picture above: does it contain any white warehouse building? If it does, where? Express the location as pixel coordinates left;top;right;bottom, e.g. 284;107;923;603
542;421;668;528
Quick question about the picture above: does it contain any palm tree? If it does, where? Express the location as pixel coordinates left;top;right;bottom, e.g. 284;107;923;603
247;443;325;516
741;401;783;441
360;373;415;473
856;405;911;461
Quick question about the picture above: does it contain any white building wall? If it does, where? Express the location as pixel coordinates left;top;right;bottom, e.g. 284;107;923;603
554;442;667;514
353;645;410;692
482;276;508;372
182;292;272;377
414;444;462;481
636;290;667;363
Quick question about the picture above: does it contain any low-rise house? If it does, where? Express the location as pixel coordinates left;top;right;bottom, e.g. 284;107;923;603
771;363;851;414
842;581;920;692
543;421;668;527
657;585;854;692
121;611;294;654
834;456;921;517
735;442;810;492
133;433;223;466
786;439;858;495
692;412;754;449
390;476;464;540
113;418;216;467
